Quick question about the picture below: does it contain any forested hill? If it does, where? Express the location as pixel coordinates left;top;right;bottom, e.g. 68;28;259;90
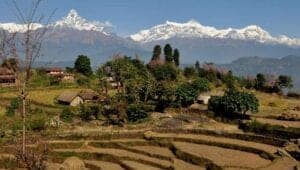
222;55;300;91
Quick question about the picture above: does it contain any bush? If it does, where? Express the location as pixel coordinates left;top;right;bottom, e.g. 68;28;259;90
192;78;210;93
287;91;300;99
60;108;73;123
76;75;90;86
6;98;20;117
150;64;178;81
127;103;149;122
28;116;47;132
79;104;99;121
208;89;259;119
239;120;300;139
175;83;197;107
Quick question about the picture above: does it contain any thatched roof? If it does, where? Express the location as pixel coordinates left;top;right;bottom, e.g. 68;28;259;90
57;91;80;103
79;90;99;100
0;67;14;75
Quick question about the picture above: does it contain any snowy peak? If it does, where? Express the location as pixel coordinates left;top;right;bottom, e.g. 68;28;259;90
0;9;113;35
0;23;43;33
130;20;300;46
51;9;112;34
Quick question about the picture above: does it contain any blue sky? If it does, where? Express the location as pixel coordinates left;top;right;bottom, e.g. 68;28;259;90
0;0;300;37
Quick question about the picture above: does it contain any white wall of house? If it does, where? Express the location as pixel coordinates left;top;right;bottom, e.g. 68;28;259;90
70;96;84;106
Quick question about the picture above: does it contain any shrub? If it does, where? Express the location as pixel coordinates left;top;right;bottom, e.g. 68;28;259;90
60;108;73;123
126;103;149;122
175;83;197;107
6;98;20;117
287;91;300;99
192;78;210;93
151;64;178;81
28;116;47;132
239;120;300;139
79;104;99;121
208;89;259;119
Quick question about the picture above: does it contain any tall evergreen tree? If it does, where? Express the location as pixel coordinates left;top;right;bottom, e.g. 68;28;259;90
152;45;162;60
173;48;180;66
164;44;173;62
195;61;200;70
74;55;93;76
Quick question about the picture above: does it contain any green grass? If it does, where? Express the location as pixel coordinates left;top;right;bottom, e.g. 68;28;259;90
0;88;86;106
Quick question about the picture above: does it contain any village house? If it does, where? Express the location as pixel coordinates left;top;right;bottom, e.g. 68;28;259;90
46;67;74;82
57;91;83;106
57;90;101;106
0;67;16;87
46;67;64;76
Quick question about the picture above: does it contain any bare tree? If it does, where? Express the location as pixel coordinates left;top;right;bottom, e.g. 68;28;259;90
2;0;56;159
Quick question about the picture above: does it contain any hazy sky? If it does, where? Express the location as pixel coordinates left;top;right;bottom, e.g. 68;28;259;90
0;0;300;37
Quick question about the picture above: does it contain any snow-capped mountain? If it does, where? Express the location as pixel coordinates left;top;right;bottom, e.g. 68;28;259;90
130;20;300;46
49;9;113;35
0;23;43;33
0;9;112;35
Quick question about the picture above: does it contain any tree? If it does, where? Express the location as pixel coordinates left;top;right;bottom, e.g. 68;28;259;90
0;0;55;162
175;83;197;107
223;71;236;89
151;64;178;81
255;73;266;90
208;90;259;119
192;78;210;93
74;55;93;76
195;60;200;71
173;48;180;66
276;75;293;89
164;44;173;62
152;45;161;60
183;67;197;78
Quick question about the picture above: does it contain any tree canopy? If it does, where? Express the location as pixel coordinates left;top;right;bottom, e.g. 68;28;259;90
74;55;93;76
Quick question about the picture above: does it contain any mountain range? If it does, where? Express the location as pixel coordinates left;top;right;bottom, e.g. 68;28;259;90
1;9;300;64
221;55;300;91
1;9;300;89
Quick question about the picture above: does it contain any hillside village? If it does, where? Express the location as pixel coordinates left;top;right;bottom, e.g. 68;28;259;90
0;42;299;169
0;1;300;170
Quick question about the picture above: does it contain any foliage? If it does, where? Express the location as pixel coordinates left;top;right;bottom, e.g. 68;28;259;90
276;75;293;89
6;98;20;117
103;102;127;126
126;103;149;122
173;48;180;66
208;89;259;119
183;67;197;78
164;44;173;62
154;82;176;112
28;115;47;132
79;104;99;121
150;64;178;81
60;108;73;123
175;83;197;107
76;75;90;86
152;45;162;60
74;55;93;76
15;139;49;170
239;120;300;139
191;78;210;93
255;73;266;90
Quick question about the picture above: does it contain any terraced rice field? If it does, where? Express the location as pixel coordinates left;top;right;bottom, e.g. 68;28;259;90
0;130;298;170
